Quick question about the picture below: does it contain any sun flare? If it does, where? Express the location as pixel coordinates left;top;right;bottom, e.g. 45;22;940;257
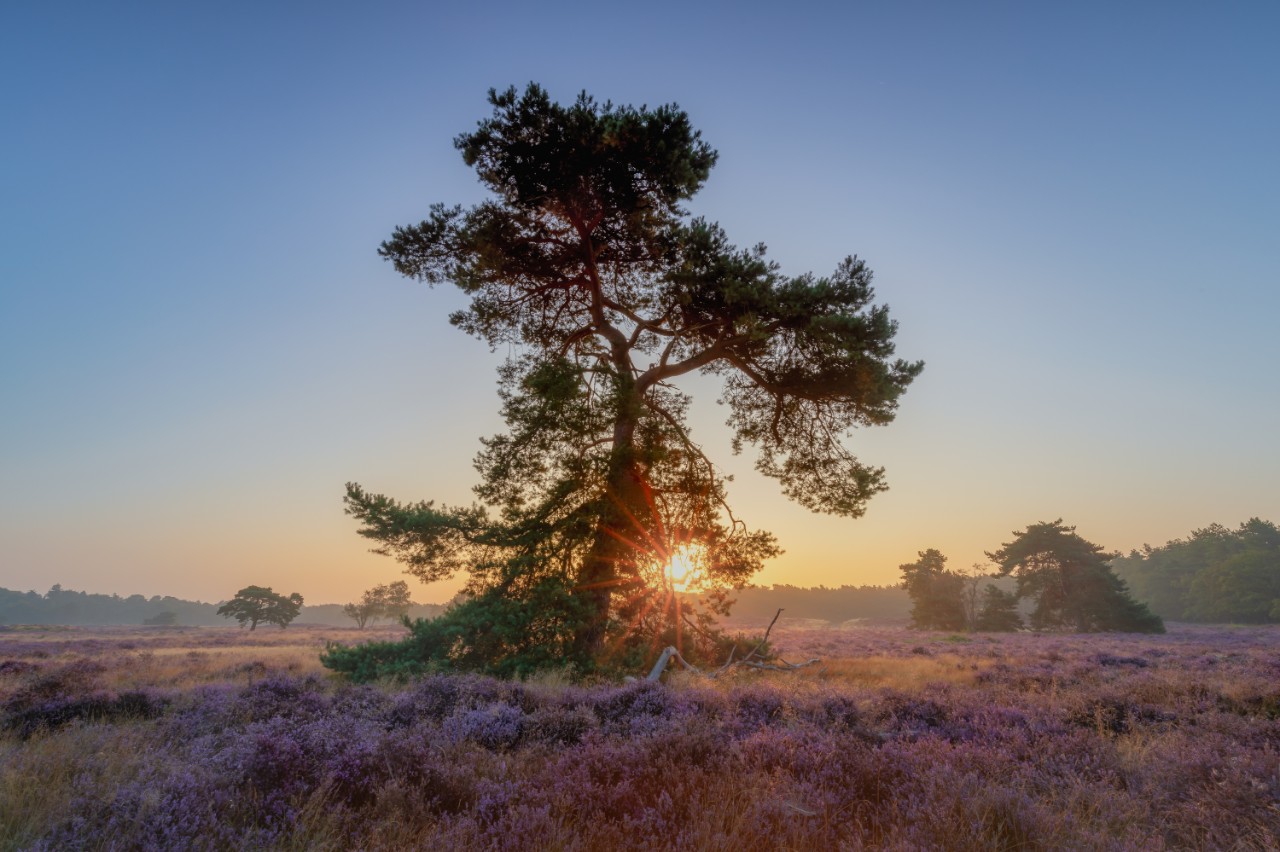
664;546;704;593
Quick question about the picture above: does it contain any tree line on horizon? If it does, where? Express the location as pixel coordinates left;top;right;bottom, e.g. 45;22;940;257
707;583;909;624
1110;518;1280;624
3;515;1275;630
0;582;908;629
0;580;910;629
901;518;1280;632
0;585;444;629
901;520;1167;633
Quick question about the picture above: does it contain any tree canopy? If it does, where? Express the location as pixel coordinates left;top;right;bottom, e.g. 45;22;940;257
899;549;967;631
988;521;1163;633
899;551;1023;632
343;581;414;629
1111;518;1280;623
331;84;922;677
217;586;304;631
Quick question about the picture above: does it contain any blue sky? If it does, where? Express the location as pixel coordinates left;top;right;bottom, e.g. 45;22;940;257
2;2;1277;604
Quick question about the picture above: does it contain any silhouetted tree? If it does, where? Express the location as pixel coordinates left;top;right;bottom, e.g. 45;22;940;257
217;586;303;631
334;84;922;677
1111;518;1280;623
900;549;966;631
344;581;414;628
1188;550;1280;623
988;521;1163;633
957;563;998;629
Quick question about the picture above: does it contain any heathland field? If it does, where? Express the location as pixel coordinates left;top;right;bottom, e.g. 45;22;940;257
1;623;1277;850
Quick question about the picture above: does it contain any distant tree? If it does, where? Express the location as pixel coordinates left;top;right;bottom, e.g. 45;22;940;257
343;581;415;628
217;586;304;631
974;585;1022;632
900;549;966;631
1111;518;1280;623
143;611;178;626
719;584;910;624
334;83;922;677
44;584;83;622
957;563;996;630
342;602;372;629
379;580;413;621
1187;551;1280;623
988;521;1163;633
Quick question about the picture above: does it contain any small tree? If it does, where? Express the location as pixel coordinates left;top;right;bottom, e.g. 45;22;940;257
343;581;415;628
974;585;1022;631
379;580;413;621
342;601;375;629
143;611;177;626
987;521;1163;633
958;563;994;630
217;586;304;631
900;549;966;631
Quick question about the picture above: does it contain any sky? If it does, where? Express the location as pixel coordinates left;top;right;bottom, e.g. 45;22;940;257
2;2;1277;606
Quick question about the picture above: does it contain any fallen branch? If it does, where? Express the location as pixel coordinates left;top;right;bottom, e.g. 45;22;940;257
645;645;702;681
709;606;785;677
643;608;820;681
740;607;784;665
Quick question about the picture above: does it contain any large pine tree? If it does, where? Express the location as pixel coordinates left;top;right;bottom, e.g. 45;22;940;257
332;85;922;676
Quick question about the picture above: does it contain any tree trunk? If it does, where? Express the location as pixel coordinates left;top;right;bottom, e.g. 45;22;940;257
574;387;652;661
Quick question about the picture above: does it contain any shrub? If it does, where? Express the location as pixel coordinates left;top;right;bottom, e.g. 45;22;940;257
4;689;171;738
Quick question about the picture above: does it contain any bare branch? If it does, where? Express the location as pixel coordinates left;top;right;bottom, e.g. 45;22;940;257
744;607;783;664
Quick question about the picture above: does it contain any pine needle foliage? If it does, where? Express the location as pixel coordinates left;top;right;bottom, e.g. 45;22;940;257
988;521;1164;633
329;84;922;677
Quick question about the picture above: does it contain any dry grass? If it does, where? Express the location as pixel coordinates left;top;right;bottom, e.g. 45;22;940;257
798;654;992;688
0;724;150;849
0;625;402;698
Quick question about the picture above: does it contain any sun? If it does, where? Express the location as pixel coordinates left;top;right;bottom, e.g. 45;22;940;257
663;546;705;594
602;541;712;664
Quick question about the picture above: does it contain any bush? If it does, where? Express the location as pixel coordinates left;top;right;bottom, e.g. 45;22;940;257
322;581;590;681
4;689;171;738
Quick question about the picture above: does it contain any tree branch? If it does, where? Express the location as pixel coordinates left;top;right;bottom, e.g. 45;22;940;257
636;336;727;393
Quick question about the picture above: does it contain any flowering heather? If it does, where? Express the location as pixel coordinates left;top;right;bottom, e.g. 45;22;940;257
1;624;1277;849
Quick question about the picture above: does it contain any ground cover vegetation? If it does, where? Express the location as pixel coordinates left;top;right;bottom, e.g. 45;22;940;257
2;624;1277;849
330;83;922;678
